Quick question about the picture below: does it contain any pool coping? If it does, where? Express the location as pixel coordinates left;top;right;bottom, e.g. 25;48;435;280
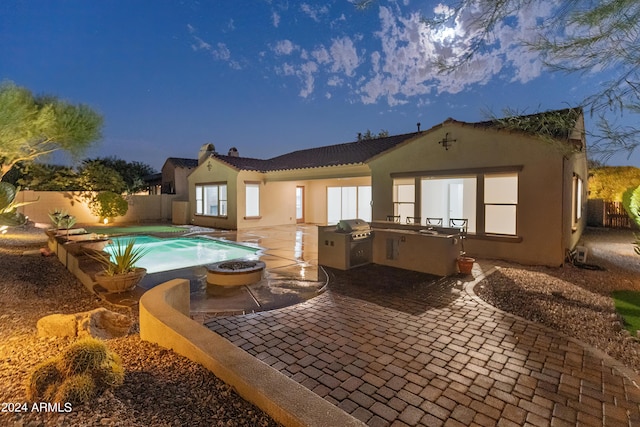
139;278;365;427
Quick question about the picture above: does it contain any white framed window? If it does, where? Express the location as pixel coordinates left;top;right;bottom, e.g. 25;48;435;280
393;179;415;223
421;176;477;232
572;174;583;228
484;173;518;235
195;183;227;216
327;186;372;224
245;183;260;217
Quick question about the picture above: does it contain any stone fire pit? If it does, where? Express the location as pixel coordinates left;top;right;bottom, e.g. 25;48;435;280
206;260;266;287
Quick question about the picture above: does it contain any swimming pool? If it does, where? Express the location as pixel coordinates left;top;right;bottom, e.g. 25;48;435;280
103;236;260;274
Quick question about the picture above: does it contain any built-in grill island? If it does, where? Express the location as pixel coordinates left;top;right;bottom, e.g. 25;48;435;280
318;219;373;270
319;220;460;276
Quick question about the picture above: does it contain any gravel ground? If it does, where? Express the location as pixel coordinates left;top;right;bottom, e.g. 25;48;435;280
476;227;640;374
0;224;281;427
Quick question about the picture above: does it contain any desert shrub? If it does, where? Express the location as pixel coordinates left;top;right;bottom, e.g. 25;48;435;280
26;338;124;405
90;191;128;220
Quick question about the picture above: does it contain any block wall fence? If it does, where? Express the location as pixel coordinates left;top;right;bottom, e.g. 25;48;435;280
16;191;181;225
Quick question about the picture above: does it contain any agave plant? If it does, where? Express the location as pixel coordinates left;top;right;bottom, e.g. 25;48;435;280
49;209;68;230
94;239;150;276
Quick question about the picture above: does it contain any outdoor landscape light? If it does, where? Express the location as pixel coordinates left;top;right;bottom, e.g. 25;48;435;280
439;132;456;150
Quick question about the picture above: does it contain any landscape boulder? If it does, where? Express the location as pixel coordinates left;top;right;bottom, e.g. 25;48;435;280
37;308;132;339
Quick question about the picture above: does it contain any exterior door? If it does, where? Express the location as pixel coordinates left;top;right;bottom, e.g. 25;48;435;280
296;186;305;223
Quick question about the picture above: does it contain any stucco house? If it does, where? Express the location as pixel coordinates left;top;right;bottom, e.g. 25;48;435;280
161;157;199;197
187;108;587;266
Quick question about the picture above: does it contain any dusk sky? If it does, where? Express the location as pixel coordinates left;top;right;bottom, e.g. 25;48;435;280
1;0;638;172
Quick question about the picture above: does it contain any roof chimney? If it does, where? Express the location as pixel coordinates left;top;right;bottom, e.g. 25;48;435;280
228;147;239;157
198;143;216;165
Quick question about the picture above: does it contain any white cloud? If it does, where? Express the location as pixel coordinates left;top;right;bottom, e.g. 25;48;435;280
272;11;280;28
328;76;343;87
187;26;243;70
273;40;299;56
276;61;319;98
356;3;553;104
300;3;329;22
299;61;319;98
191;36;212;52
329;37;360;76
211;42;231;61
271;2;554;105
312;45;331;64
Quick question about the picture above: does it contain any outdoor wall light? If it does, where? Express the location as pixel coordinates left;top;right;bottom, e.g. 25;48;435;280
439;132;457;150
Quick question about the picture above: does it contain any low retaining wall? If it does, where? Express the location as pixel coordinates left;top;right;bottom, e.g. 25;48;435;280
139;279;365;427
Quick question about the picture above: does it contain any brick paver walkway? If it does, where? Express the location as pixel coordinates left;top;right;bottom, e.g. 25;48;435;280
205;264;640;426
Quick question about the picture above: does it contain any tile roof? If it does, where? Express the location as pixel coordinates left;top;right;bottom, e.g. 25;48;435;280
459;107;583;140
213;132;422;172
201;107;583;173
165;157;199;168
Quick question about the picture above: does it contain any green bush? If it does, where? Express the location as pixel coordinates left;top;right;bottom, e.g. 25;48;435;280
622;185;640;255
623;185;640;227
90;191;128;220
26;338;124;405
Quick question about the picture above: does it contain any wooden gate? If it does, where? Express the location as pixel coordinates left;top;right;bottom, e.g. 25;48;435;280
604;201;632;228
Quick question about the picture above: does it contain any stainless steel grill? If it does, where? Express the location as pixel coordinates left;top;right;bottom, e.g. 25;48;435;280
318;219;373;270
335;219;372;240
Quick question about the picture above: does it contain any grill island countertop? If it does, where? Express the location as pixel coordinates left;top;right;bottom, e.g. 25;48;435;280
318;220;373;270
370;222;460;276
319;220;461;276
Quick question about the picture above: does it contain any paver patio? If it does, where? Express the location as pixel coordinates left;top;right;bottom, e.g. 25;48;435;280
205;262;640;427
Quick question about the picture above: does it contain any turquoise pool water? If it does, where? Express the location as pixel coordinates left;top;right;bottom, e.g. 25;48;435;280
104;236;260;274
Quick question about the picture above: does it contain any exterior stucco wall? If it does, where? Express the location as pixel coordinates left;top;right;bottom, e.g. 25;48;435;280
236;171;295;228
368;122;586;266
235;174;372;228
173;167;194;199
161;162;175;194
162;162;195;198
188;160;373;229
188;158;239;229
564;151;588;251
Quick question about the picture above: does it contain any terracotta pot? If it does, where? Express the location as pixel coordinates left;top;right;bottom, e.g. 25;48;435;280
457;256;475;275
94;268;147;293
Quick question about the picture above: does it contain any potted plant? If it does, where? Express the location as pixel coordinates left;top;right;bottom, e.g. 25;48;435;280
456;228;475;275
91;239;149;293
